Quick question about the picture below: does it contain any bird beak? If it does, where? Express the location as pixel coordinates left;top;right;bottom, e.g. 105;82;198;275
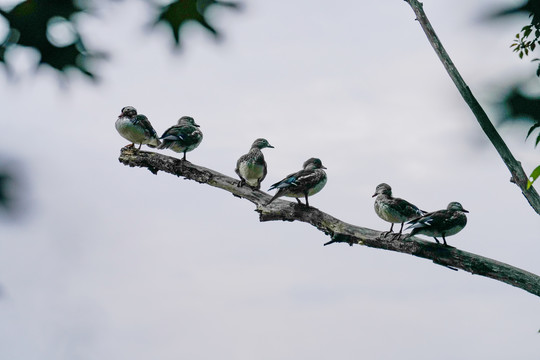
268;145;274;148
372;193;377;197
194;124;200;127
463;208;469;213
322;165;327;169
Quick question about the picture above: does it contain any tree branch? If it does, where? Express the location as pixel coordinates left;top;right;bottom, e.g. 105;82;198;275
404;0;540;215
119;148;540;298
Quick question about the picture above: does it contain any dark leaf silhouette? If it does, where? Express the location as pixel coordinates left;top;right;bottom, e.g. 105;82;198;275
0;0;104;78
153;0;241;46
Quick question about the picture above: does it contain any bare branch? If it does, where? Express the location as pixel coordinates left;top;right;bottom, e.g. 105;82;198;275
404;0;540;215
119;148;540;297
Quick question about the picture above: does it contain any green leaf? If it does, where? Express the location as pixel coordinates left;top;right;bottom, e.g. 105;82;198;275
532;43;536;51
526;123;540;139
519;51;524;58
527;165;540;189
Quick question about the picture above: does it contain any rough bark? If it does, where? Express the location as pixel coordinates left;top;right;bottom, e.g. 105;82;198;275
119;148;540;298
404;0;540;215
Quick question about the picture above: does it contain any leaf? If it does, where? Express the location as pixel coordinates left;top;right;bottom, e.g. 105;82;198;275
153;0;240;47
526;123;540;139
527;165;540;189
520;51;524;58
536;133;540;147
0;0;104;78
532;42;537;51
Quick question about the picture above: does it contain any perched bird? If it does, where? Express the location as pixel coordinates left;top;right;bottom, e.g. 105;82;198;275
158;116;203;160
235;138;274;190
267;158;327;207
372;183;424;238
405;202;469;246
115;106;161;150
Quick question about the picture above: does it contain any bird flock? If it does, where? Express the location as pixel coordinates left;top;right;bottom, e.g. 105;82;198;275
116;106;469;247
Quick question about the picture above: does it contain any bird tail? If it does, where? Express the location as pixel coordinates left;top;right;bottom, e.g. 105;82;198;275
157;140;169;150
266;191;281;206
147;138;161;148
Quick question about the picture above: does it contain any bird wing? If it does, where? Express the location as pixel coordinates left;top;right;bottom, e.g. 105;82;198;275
391;197;424;218
235;153;249;175
269;170;301;191
160;125;185;141
268;169;318;191
406;210;447;230
135;115;158;138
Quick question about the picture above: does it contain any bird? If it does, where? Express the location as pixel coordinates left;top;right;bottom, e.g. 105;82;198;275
115;106;161;150
372;183;424;238
235;138;274;190
158;116;203;161
267;158;327;207
405;202;469;246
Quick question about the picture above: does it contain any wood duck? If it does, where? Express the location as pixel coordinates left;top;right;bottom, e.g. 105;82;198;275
158;116;203;161
267;158;327;207
115;106;161;150
405;202;469;246
372;183;424;238
235;138;274;190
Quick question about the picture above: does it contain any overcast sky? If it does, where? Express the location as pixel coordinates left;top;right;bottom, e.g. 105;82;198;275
1;0;540;359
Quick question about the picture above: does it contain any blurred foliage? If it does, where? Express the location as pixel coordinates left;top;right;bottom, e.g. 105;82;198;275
500;88;540;187
0;0;241;79
492;0;540;76
0;162;22;217
154;0;241;46
0;0;104;78
492;0;540;189
0;171;13;210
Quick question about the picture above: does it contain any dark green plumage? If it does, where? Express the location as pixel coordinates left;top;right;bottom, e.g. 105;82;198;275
158;116;203;160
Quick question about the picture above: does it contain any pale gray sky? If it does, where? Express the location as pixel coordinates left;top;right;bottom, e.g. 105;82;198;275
0;0;539;359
